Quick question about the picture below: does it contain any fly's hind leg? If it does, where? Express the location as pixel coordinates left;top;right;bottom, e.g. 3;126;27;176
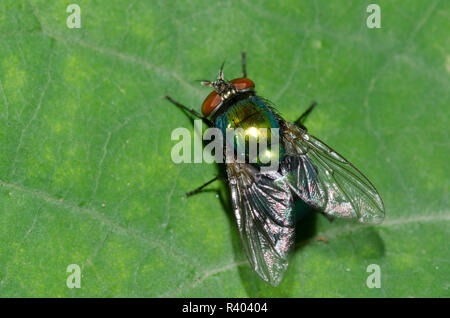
186;175;224;197
294;101;317;131
165;95;213;127
319;211;335;223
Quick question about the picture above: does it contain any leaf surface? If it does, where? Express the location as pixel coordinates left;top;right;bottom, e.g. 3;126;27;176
0;0;448;297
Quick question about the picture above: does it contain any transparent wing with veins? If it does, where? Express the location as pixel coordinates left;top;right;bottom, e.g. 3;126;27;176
282;121;385;224
226;163;295;286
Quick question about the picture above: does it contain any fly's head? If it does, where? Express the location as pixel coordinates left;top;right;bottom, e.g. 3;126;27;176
201;65;237;100
201;63;255;118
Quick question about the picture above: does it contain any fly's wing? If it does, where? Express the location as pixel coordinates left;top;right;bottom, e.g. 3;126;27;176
282;121;385;224
226;163;295;286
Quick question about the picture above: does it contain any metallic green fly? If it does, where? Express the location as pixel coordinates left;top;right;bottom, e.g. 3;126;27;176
165;53;385;286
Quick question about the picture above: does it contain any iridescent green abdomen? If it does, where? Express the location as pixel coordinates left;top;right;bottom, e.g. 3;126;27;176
215;96;284;166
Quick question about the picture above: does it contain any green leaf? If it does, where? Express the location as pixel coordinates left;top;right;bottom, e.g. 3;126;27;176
0;0;448;297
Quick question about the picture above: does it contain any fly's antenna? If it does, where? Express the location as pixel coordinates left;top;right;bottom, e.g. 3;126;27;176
199;80;213;87
218;61;226;80
198;60;226;87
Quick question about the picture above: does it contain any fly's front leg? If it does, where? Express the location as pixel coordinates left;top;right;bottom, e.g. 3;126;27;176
241;52;247;78
294;101;317;131
165;95;213;127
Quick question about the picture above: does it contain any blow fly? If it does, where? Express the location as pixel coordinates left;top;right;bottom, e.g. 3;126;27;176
165;53;385;286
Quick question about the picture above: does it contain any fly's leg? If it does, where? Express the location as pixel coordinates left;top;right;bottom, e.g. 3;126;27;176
294;101;317;131
186;176;223;197
241;52;247;78
320;212;335;223
165;95;213;127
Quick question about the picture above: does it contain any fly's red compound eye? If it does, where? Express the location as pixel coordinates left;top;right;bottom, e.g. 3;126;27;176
202;78;254;117
230;78;255;91
201;91;222;117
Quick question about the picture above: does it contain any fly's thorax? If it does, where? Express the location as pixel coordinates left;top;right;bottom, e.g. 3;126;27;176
215;96;284;167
